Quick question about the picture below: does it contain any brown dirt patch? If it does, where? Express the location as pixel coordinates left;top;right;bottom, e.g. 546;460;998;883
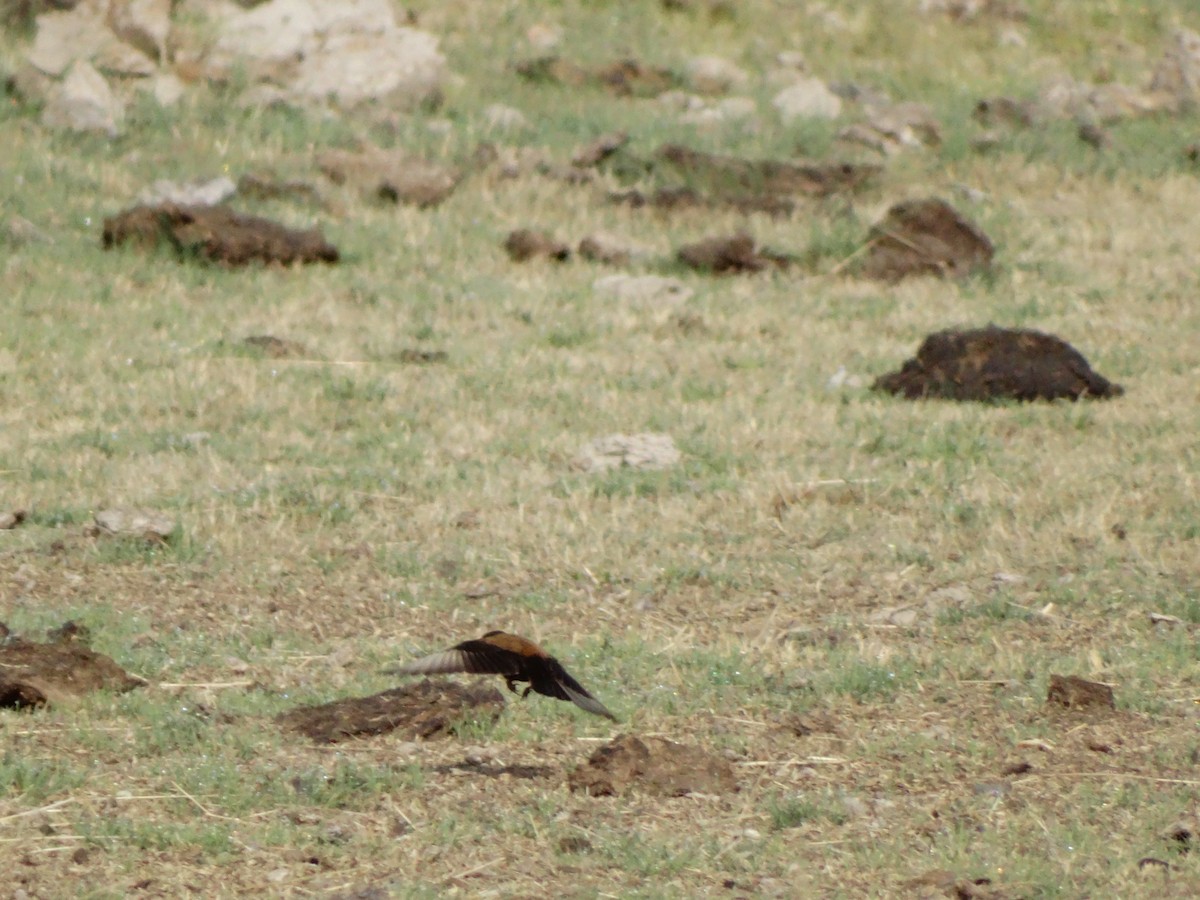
567;734;738;797
276;678;506;743
872;326;1124;402
0;630;145;708
860;197;993;282
102;204;339;266
243;335;310;358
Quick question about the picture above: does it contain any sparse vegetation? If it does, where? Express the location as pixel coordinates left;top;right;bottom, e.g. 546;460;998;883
2;0;1200;895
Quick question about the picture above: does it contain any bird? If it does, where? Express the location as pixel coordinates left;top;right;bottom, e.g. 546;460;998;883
386;630;618;721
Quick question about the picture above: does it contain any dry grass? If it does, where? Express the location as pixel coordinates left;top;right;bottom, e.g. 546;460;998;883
2;0;1200;896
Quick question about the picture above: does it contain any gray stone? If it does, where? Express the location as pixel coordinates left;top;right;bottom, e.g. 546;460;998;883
772;77;842;121
41;59;124;136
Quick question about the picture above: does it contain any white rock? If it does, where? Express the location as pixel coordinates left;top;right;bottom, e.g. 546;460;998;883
657;90;705;112
148;71;185;107
290;28;446;108
684;55;749;95
826;366;866;390
482;103;529;130
525;22;563;51
573;433;681;473
776;50;806;71
679;96;756;126
28;5;109;76
211;0;447;109
593;275;693;307
41;59;125;136
773;77;842;121
138;176;237;207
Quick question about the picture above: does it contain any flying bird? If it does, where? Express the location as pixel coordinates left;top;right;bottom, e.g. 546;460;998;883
386;630;618;721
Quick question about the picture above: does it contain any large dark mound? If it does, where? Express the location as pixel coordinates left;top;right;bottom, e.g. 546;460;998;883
103;203;339;266
276;678;505;743
873;326;1124;402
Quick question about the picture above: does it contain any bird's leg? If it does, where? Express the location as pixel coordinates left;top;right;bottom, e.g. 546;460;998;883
504;677;520;695
521;685;532;700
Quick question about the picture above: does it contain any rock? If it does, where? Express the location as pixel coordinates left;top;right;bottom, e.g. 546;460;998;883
860;197;993;282
1149;27;1200;109
210;0;447;109
525;22;562;51
683;55;748;95
482;103;529;130
6;62;55;106
1037;76;1173;124
772;77;842;121
679;96;757;126
592;275;692;307
1046;674;1116;711
107;0;172;63
568;734;738;797
137;176;238;207
873;326;1123;403
572;433;681;473
146;71;185;106
90;507;177;542
28;4;109;76
504;229;570;263
41;58;124;135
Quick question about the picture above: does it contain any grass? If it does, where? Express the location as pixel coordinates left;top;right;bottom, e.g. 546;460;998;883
2;0;1200;895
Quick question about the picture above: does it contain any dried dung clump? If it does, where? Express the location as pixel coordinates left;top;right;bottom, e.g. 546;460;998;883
872;326;1123;402
568;734;738;797
102;204;338;266
860;197;993;282
316;149;459;208
677;232;792;274
277;678;505;743
504;228;571;262
1046;674;1116;711
515;56;678;97
655;143;879;200
0;629;145;709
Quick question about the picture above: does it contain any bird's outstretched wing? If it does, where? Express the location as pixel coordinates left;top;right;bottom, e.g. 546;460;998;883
385;639;522;678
